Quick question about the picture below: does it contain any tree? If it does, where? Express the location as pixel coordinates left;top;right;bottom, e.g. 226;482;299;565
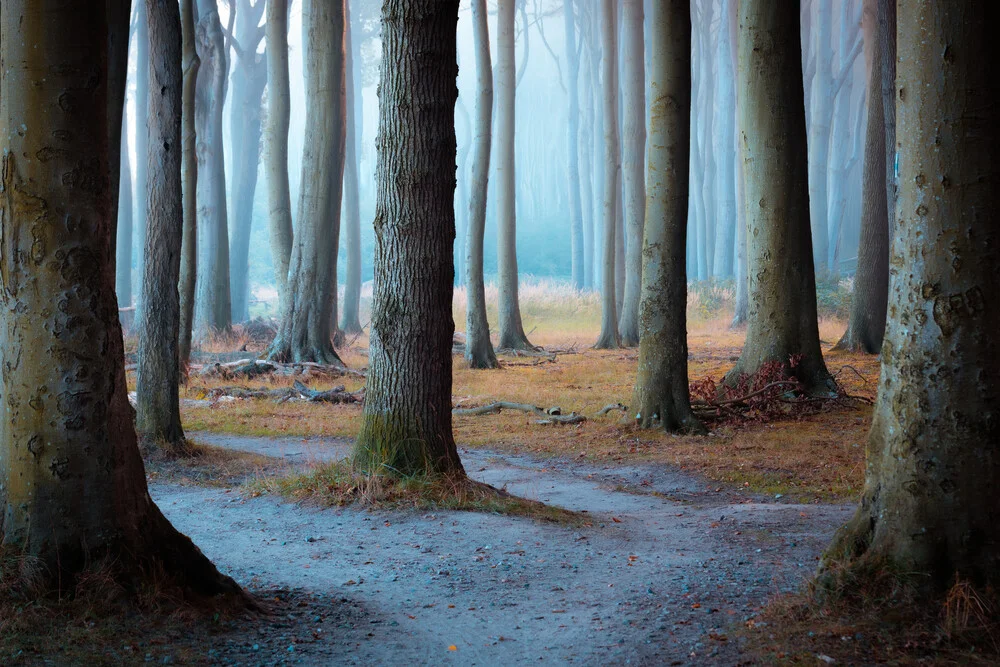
618;0;646;346
495;0;534;352
117;106;134;307
723;0;832;393
179;0;201;367
579;8;596;291
464;0;500;370
353;0;466;477
822;0;999;593
340;0;364;335
632;0;704;435
267;0;346;364
711;0;737;280
0;0;239;597
564;0;584;291
594;0;620;350
137;0;187;450
134;3;151;304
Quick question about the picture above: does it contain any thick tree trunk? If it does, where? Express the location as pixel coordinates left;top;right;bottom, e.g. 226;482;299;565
0;0;240;597
179;0;200;367
822;0;999;592
265;0;294;314
117;111;134;307
564;0;584;291
267;0;346;365
134;4;151;304
353;0;466;477
632;0;704;435
594;0;621;350
724;0;832;393
464;0;499;370
339;0;363;335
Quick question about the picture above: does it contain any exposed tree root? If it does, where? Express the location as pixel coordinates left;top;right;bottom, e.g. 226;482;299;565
453;401;586;425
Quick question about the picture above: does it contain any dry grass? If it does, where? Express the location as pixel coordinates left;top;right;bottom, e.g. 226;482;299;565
142;438;291;487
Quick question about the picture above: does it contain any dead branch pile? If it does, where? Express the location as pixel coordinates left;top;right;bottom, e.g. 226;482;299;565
201;381;363;405
194;359;365;381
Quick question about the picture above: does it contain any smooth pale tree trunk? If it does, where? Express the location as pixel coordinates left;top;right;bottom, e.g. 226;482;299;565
633;0;704;435
454;97;471;288
228;0;267;323
835;0;888;354
0;0;240;597
615;167;625;314
268;0;346;364
594;0;620;350
564;0;584;290
588;7;605;289
806;0;832;277
618;0;645;346
822;0;1000;593
354;0;466;477
134;4;151;304
725;0;832;394
580;34;596;291
464;0;499;370
265;0;294;313
879;0;896;231
340;0;364;334
179;0;200;367
495;0;534;351
117;112;134;306
696;5;716;280
731;157;748;326
712;0;737;280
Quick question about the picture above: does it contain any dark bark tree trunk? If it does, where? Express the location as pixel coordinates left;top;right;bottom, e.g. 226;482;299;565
339;0;364;335
267;0;346;365
564;0;584;291
178;0;200;368
265;0;294;315
464;0;499;370
879;0;896;232
822;0;1000;593
0;0;240;598
134;3;151;304
632;0;704;435
353;0;466;477
723;0;832;394
117;108;134;307
137;0;187;449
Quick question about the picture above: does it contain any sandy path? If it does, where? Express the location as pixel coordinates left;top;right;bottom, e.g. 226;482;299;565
152;433;852;665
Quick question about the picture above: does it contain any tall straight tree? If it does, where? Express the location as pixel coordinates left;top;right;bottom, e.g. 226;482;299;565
340;0;364;335
579;14;596;291
137;0;187;449
117;107;134;306
724;0;832;393
353;0;466;477
632;0;703;434
0;0;239;596
594;0;621;350
179;0;200;367
265;0;294;313
495;0;534;351
464;0;499;370
618;0;646;346
564;0;584;290
134;3;151;302
268;0;346;364
823;0;999;593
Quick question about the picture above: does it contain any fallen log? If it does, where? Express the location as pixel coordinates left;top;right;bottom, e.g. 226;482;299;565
293;381;363;404
453;401;586;425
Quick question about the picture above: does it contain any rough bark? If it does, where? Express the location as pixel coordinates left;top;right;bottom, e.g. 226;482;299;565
594;0;621;350
632;0;704;435
822;0;999;592
178;0;200;368
564;0;584;291
353;0;466;477
116;109;134;306
464;0;499;370
724;0;832;394
0;0;240;597
134;3;151;303
339;0;363;335
267;0;346;365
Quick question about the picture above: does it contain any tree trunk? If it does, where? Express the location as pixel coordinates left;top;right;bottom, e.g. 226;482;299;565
267;0;346;365
339;0;363;335
725;0;832;394
495;0;534;351
633;0;704;435
822;0;1000;593
731;154;749;327
0;0;240;598
806;0;833;277
712;0;737;280
117;108;134;307
179;0;200;368
194;0;232;337
564;0;584;291
265;0;294;315
134;3;151;304
454;96;471;289
618;0;645;346
353;0;466;477
879;0;896;232
594;0;621;350
579;25;596;291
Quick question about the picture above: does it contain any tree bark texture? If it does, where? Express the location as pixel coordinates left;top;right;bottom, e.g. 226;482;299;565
353;0;466;477
340;0;364;335
879;0;896;231
594;0;620;350
564;0;584;291
178;0;200;367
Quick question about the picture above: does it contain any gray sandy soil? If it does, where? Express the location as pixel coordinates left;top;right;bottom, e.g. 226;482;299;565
150;433;852;665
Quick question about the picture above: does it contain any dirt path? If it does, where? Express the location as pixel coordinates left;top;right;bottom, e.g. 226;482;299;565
152;433;852;665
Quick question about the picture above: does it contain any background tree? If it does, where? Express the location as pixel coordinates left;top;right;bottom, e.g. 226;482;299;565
340;0;364;336
822;0;999;593
179;0;201;367
724;0;831;393
563;0;584;291
594;0;620;350
117;105;134;306
265;0;294;313
134;3;151;303
353;0;466;477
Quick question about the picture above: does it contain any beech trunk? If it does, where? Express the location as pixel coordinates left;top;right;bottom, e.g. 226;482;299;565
178;0;200;367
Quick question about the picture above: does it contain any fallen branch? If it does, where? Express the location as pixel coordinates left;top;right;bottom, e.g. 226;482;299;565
292;380;363;404
597;403;628;416
453;401;585;425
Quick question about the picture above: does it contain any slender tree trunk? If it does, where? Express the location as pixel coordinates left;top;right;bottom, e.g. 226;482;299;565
731;156;749;327
696;4;716;280
178;0;200;367
353;0;466;477
0;0;240;598
822;0;1000;593
340;0;364;334
633;0;704;435
879;0;896;233
712;0;737;279
589;7;605;290
564;0;584;291
267;0;346;364
117;110;134;307
806;0;832;277
594;0;621;349
454;97;471;289
265;0;294;314
724;0;832;393
580;32;596;291
134;3;151;304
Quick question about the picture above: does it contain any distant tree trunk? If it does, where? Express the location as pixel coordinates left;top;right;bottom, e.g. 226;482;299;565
228;0;268;324
339;0;363;334
117;110;134;306
353;0;466;477
879;0;896;230
588;6;605;289
454;97;471;289
633;0;704;435
594;0;621;350
564;0;584;291
138;0;187;450
822;0;1000;593
579;25;596;291
696;2;716;279
712;0;737;279
267;0;346;364
179;0;200;367
806;0;833;277
265;0;294;314
724;0;832;393
495;0;534;351
134;3;151;303
731;156;748;327
835;0;888;354
615;166;625;314
0;0;241;598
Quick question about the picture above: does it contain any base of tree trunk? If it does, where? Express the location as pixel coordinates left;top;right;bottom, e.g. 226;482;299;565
832;325;883;355
496;331;537;353
339;317;364;336
723;355;836;397
593;330;620;350
266;338;344;367
465;340;499;369
634;395;706;434
619;325;640;348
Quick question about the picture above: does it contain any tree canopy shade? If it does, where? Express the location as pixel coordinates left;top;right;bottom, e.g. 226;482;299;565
353;0;465;477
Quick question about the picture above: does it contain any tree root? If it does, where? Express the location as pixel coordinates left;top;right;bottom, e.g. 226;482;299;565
453;401;586;425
